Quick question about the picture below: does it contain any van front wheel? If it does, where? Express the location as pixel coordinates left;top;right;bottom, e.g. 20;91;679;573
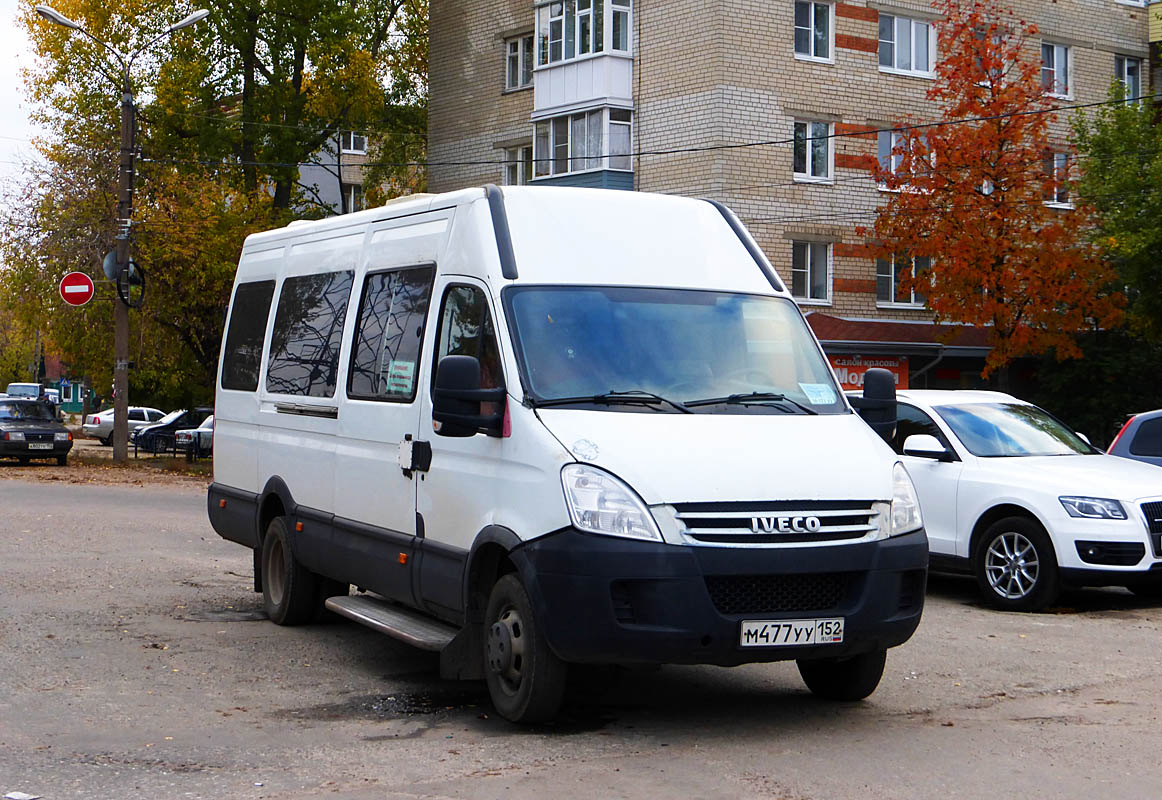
261;517;319;626
797;649;886;701
483;574;567;723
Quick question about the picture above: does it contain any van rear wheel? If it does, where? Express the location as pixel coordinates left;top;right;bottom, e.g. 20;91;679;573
261;517;320;625
483;574;567;723
797;649;886;701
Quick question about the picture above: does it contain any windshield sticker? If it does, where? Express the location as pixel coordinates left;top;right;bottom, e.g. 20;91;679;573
387;361;415;394
799;383;836;405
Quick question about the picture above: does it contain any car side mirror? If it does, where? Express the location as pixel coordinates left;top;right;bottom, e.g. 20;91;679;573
850;367;897;445
903;434;953;461
433;355;506;438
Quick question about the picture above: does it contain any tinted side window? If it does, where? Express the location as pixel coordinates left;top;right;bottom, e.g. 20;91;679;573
148;410;163;421
892;403;949;455
348;267;435;402
1129;418;1162;457
221;280;276;391
266;271;354;397
433;285;504;392
128;409;145;421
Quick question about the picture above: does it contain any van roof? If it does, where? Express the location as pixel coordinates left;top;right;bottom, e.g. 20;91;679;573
239;186;787;297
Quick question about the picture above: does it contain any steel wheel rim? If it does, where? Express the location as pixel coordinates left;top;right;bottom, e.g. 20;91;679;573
486;606;527;695
985;532;1039;600
265;536;286;607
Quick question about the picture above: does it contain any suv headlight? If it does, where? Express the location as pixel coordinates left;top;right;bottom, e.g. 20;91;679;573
873;462;923;538
1060;496;1126;520
561;464;662;542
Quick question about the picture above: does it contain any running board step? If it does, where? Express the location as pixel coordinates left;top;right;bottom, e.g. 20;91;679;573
325;595;459;651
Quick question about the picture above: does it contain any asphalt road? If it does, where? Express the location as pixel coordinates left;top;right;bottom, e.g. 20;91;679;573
2;476;1161;799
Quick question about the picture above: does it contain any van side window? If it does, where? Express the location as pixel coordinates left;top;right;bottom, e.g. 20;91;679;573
434;285;504;394
221;280;275;391
266;271;354;398
892;403;950;455
348;267;435;402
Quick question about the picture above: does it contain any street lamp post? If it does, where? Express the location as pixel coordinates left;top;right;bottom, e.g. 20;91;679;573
34;5;209;463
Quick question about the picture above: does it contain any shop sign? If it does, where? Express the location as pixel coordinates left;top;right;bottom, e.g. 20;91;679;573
829;355;909;390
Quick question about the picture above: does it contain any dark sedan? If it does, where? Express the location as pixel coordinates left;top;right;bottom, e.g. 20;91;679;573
0;400;73;465
133;407;213;454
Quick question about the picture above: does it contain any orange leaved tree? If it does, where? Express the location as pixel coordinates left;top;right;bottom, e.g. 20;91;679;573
860;0;1123;380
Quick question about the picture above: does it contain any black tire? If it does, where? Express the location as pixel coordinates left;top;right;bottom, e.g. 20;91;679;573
973;516;1059;612
797;649;886;701
316;577;349;610
261;517;320;625
483;573;567;723
99;436;111;446
56;455;67;466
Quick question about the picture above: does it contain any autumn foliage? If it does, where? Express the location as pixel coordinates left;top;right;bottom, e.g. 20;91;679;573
861;0;1123;377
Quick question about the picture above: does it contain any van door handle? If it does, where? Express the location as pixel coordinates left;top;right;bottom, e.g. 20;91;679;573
398;437;432;476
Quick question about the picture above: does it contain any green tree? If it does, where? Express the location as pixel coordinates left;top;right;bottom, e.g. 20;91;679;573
1072;90;1162;341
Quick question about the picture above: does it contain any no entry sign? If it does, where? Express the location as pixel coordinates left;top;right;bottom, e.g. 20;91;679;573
59;271;95;307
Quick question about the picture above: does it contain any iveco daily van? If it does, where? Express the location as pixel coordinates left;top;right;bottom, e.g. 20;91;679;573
208;186;928;722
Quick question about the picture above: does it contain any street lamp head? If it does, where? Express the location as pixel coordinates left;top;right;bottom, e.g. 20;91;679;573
166;8;210;34
34;4;81;30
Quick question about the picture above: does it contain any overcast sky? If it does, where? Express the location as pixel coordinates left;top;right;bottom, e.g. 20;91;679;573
0;0;44;182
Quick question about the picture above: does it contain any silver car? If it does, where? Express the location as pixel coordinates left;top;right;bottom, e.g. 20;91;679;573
175;415;214;457
82;406;165;446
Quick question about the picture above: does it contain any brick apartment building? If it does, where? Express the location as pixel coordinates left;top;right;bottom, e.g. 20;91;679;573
428;0;1155;388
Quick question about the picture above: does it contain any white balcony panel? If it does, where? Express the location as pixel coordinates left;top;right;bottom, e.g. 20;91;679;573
533;54;633;119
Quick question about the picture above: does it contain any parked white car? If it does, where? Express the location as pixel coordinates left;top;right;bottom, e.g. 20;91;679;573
175;415;214;457
888;390;1162;610
82;406;165;445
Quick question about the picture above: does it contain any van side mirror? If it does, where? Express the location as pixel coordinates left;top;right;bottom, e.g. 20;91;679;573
850;367;897;445
433;355;506;438
903;434;952;461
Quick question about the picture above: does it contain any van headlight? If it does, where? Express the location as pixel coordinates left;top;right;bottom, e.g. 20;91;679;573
873;462;923;538
561;464;662;542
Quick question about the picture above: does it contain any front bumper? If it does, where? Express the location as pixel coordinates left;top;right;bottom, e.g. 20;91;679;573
0;440;73;459
512;527;928;666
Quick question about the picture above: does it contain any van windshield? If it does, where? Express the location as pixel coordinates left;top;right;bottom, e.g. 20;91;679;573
505;287;847;414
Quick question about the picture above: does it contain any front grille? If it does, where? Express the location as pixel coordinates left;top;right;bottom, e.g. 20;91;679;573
675;500;879;546
705;573;849;615
1141;502;1162;557
24;432;54;443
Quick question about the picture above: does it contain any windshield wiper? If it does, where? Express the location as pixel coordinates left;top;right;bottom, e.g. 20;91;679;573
684;392;818;415
532;389;692;414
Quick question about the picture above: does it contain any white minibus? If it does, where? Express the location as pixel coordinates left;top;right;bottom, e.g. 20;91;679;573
208;186;927;722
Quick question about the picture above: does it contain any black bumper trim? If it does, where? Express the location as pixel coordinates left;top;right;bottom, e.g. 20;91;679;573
514;527;928;667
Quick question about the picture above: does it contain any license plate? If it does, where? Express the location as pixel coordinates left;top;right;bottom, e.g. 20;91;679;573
739;618;844;647
28;443;53;450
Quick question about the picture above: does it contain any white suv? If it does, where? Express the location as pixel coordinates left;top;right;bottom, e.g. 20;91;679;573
890;390;1162;610
82;406;164;445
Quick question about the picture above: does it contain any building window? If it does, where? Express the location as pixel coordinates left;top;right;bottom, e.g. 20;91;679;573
793;120;832;182
533;108;632;177
612;0;630;52
877;130;932;188
876;255;929;307
1043;152;1072;207
341;183;364;213
1041;43;1070;97
507;35;535;89
879;15;935;75
537;0;630;65
794;2;832;62
505;146;534;185
340;131;367;154
791;241;830;302
1115;55;1141;101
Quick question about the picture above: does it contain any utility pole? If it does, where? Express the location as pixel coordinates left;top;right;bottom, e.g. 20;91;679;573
34;5;210;463
112;72;135;463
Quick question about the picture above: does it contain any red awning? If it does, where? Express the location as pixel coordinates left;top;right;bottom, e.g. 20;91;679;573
805;313;991;353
